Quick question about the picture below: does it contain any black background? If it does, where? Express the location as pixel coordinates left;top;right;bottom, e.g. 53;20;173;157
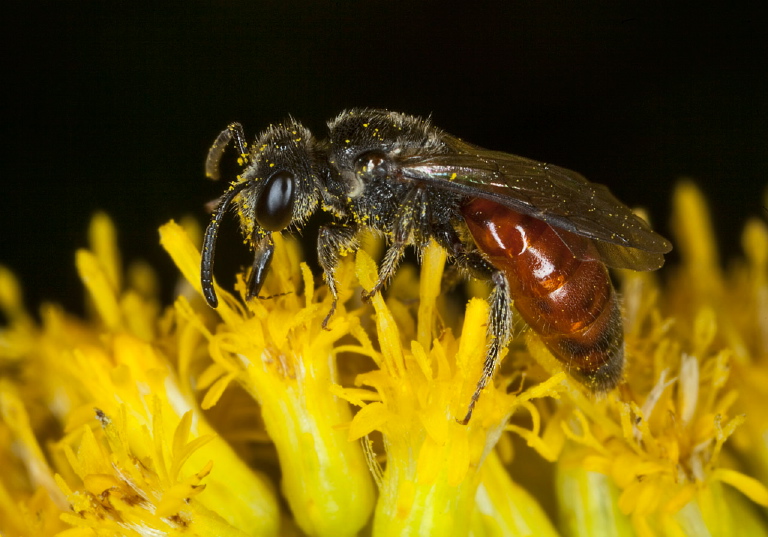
3;1;766;313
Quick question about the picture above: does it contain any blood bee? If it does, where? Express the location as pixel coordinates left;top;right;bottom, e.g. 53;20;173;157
201;109;672;423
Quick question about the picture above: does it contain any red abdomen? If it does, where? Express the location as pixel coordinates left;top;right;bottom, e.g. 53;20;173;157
461;197;623;391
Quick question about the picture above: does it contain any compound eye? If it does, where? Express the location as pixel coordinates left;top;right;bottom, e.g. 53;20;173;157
255;170;295;231
354;150;388;178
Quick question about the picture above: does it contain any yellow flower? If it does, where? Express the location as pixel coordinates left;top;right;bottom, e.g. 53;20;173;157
330;241;563;536
161;222;376;537
1;182;767;536
1;214;278;537
548;182;768;536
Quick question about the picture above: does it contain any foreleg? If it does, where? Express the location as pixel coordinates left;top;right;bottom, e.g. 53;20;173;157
318;223;359;328
245;233;275;300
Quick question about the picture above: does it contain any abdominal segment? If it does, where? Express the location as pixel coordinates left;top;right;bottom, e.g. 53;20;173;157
461;197;623;391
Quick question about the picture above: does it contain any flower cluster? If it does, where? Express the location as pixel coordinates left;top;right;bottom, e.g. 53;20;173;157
0;183;766;536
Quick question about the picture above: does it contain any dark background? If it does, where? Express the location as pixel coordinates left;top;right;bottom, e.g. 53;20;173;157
3;1;766;313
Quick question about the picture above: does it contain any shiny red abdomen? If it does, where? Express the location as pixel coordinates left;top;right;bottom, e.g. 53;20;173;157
462;197;623;390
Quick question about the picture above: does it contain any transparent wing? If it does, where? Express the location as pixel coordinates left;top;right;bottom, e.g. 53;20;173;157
401;135;671;270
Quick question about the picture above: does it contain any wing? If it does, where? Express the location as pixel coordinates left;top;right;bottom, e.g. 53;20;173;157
400;135;672;270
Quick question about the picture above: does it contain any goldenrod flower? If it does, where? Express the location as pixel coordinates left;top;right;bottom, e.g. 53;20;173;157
1;183;767;536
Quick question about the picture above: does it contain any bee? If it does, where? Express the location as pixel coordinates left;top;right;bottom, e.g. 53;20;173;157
202;109;672;423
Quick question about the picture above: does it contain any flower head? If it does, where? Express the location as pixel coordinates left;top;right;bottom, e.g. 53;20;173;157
547;182;768;536
1;214;278;536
